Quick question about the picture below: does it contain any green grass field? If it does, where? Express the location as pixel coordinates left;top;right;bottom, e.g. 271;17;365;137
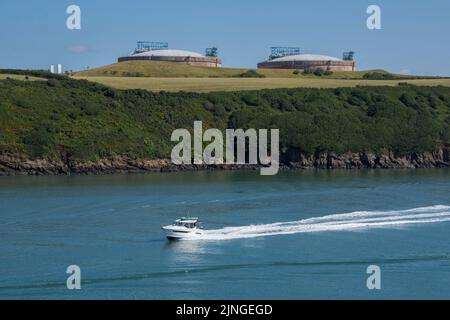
72;61;450;92
73;61;388;79
72;76;450;93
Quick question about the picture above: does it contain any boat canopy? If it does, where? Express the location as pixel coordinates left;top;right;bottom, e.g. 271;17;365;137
175;217;199;225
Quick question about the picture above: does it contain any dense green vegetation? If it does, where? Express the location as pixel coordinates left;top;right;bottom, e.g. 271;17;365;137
1;71;450;161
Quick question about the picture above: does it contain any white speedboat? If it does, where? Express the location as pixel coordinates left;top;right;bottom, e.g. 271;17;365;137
162;217;203;240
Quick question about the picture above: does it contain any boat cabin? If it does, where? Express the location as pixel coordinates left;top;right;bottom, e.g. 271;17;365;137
174;218;199;229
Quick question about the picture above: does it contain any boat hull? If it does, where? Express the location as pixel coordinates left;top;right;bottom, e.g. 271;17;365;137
162;227;203;241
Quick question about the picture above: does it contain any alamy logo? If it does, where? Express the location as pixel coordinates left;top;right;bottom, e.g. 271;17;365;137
66;265;81;290
366;265;381;290
66;5;81;30
367;5;382;30
171;121;280;176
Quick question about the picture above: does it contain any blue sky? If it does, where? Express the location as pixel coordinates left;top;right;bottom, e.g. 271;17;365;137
1;0;449;75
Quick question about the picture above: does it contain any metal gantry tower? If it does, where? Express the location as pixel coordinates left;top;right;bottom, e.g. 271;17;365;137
269;47;301;60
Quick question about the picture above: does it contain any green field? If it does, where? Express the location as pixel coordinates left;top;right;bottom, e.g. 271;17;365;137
72;76;450;93
74;61;394;79
72;61;450;93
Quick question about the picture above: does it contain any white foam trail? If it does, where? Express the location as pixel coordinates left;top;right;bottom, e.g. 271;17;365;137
194;205;450;241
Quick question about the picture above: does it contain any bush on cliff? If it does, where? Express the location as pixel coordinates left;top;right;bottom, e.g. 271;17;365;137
234;70;266;78
363;72;397;80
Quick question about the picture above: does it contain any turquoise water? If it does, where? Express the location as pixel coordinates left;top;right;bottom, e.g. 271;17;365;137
1;169;450;299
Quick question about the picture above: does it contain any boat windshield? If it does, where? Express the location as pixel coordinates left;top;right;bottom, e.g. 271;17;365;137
175;221;197;228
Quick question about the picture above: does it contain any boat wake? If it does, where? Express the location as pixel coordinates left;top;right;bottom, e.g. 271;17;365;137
195;205;450;241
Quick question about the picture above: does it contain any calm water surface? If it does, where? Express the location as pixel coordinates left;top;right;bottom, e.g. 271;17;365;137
1;169;450;299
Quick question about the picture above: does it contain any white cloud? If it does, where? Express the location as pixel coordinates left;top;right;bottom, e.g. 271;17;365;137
398;69;412;75
66;45;90;54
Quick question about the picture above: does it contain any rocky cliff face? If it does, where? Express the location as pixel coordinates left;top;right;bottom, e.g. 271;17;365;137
0;148;449;176
285;148;450;170
0;154;260;176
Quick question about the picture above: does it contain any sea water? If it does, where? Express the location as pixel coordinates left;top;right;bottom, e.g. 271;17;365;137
1;169;450;299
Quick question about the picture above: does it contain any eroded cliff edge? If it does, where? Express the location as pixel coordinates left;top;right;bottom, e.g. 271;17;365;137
1;147;449;176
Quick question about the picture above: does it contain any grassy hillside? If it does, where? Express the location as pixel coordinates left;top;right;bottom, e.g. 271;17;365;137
1;73;450;162
72;76;450;93
72;61;450;93
74;61;394;79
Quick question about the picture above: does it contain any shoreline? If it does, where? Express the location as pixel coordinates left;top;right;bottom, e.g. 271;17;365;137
1;150;449;176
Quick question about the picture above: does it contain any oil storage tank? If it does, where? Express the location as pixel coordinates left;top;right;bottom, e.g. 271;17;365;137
258;48;355;72
118;42;222;68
